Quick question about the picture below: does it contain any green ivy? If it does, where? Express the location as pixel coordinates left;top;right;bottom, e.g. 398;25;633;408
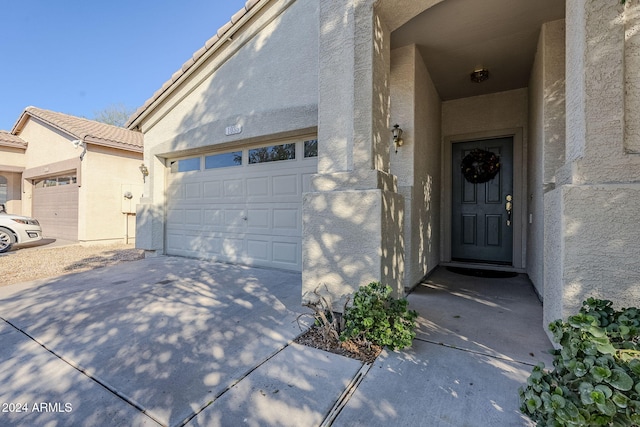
340;282;418;350
519;298;640;426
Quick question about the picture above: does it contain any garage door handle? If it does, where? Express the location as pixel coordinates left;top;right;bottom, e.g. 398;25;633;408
242;216;247;221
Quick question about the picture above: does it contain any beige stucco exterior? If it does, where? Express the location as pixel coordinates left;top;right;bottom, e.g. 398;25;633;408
131;0;639;328
4;112;143;243
135;0;319;256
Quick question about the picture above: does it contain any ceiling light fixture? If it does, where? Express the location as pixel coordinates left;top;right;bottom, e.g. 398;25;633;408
470;68;490;83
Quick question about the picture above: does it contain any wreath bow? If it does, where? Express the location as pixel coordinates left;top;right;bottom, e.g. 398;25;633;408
460;149;501;184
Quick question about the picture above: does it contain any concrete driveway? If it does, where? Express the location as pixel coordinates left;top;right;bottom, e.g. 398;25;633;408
0;256;553;427
0;256;363;427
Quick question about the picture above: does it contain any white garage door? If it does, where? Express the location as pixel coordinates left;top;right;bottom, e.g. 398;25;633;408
32;174;79;241
165;139;317;271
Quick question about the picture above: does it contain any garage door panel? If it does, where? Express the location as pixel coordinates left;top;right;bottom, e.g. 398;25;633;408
272;174;298;196
33;185;79;240
185;209;202;225
185;182;201;199
166;145;316;271
203;181;222;199
273;209;298;232
247;239;269;262
247;209;269;229
167;182;184;200
247;177;269;197
167;208;184;225
224;209;247;229
203;209;223;226
223;179;244;198
273;241;298;265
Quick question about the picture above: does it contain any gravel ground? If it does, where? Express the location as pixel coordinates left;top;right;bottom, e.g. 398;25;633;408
0;243;145;287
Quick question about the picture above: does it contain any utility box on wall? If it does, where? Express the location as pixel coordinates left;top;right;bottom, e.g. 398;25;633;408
121;184;143;214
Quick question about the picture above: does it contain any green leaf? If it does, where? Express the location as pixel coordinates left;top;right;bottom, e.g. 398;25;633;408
525;395;542;413
588;325;606;338
595;398;617;417
580;382;595;404
591;336;616;355
591;389;606;405
606;369;634;391
612;391;629;408
574;361;587;377
595;384;613;398
591;365;612;382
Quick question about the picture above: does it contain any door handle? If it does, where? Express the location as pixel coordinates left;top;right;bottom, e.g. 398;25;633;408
505;194;512;227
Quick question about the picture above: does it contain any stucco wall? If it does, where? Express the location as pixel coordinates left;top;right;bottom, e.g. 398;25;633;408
141;0;318;151
527;19;566;296
302;188;404;305
18;118;83;168
390;45;441;289
544;185;640;325
442;89;528;138
0;148;26;170
563;0;640;185
80;145;142;241
544;0;640;333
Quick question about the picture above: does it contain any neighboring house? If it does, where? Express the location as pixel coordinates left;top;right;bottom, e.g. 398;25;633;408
128;0;640;332
0;130;27;215
2;107;143;242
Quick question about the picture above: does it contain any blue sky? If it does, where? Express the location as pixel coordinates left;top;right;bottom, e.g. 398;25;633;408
0;1;248;131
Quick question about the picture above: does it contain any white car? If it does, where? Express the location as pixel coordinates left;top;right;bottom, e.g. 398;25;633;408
0;209;43;253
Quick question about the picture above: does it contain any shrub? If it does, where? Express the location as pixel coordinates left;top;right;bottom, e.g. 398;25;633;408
519;298;640;426
340;282;418;350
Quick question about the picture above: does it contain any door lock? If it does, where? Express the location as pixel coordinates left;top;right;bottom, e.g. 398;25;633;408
505;194;513;227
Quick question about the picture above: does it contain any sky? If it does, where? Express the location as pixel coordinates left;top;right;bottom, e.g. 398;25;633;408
0;1;249;131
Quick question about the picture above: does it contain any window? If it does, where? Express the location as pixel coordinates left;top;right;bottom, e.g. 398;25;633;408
33;174;77;188
304;139;318;158
0;176;6;204
205;152;242;169
248;143;295;164
170;157;200;173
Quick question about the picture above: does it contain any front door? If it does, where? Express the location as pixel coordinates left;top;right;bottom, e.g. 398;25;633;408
451;137;513;264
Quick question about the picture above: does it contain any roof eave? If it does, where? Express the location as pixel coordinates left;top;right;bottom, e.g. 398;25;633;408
84;136;143;153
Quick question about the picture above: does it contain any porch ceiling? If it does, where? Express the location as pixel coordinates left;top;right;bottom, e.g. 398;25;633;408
390;0;565;101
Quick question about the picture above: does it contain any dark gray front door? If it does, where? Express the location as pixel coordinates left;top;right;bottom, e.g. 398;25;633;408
451;137;513;264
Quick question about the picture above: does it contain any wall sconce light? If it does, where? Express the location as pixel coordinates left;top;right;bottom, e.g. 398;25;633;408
391;124;404;153
139;163;149;183
470;68;490;83
71;139;87;161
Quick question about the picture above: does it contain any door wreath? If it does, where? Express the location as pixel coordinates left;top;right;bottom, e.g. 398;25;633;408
460;149;500;184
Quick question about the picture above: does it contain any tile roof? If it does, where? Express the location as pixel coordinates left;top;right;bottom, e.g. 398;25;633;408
15;107;143;152
126;0;264;129
0;130;27;149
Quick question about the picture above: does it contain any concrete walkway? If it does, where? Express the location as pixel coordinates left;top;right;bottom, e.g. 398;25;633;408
0;257;553;426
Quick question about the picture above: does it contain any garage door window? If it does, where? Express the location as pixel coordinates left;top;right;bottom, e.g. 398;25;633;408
33;174;77;188
170;157;200;173
205;151;242;169
304;139;318;158
248;143;295;164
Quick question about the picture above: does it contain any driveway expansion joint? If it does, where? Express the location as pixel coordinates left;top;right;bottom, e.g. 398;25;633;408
415;335;545;367
0;315;165;427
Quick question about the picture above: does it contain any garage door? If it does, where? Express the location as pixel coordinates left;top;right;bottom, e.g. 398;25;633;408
165;139;317;271
32;174;79;240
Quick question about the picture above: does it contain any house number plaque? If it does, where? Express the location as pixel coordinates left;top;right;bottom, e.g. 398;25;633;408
225;125;242;136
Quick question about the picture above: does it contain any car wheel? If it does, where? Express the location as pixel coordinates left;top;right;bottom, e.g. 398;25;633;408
0;227;15;253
